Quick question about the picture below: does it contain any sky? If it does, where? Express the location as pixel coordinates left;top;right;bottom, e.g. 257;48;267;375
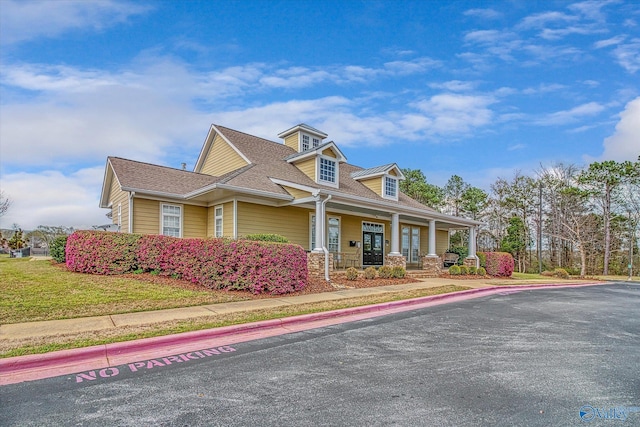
1;0;639;231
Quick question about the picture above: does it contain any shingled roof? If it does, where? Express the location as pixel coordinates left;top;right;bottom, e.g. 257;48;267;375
104;124;440;214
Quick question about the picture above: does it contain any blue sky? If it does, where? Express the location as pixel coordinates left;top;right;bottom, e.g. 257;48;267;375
1;0;639;230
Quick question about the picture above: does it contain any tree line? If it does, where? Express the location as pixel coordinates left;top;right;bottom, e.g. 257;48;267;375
400;156;640;277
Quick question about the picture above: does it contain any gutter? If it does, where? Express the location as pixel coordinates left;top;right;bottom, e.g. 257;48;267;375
321;194;332;282
128;192;135;233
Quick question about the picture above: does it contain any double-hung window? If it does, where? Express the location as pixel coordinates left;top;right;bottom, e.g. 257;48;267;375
162;204;182;237
319;157;337;185
384;176;398;200
302;135;310;151
214;206;223;237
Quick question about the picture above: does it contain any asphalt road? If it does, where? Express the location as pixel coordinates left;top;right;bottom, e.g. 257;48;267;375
1;282;639;426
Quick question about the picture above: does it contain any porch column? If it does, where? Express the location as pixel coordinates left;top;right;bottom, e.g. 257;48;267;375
428;219;437;256
468;226;477;258
390;213;401;256
464;226;479;268
313;196;323;252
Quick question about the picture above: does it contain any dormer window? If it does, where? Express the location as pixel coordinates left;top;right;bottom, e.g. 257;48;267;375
319;157;336;184
384;176;398;200
301;134;321;151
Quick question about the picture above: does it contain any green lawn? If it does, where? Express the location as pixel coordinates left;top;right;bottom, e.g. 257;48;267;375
1;255;474;357
0;256;249;324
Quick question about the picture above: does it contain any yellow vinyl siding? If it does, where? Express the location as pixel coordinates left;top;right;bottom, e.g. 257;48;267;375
295;158;316;181
436;230;449;255
223;202;234;237
281;186;311;200
200;134;248;176
183;205;207;238
284;133;299;151
109;177;129;232
360;177;382;196
420;227;429;256
338;215;362;253
133;198;160;235
388;169;397;177
321;147;337;158
236;202;309;247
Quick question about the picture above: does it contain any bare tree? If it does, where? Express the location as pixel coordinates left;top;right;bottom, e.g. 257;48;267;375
0;191;11;217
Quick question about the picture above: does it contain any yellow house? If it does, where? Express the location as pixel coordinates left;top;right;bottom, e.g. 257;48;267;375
100;124;481;274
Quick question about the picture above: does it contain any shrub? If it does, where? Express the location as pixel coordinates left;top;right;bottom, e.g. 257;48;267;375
484;252;514;277
553;268;570;279
66;231;140;275
449;265;461;275
50;235;68;263
541;270;555;277
391;266;406;278
242;234;289;243
447;246;468;265
364;266;377;279
477;266;486;276
459;265;469;275
65;231;308;294
345;267;358;280
468;266;477;275
477;252;487;268
378;265;392;278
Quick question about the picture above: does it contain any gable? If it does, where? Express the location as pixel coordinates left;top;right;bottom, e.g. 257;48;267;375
198;133;249;176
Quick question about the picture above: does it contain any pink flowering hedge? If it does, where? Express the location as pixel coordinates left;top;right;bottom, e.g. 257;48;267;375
483;251;514;277
66;231;308;295
66;231;141;275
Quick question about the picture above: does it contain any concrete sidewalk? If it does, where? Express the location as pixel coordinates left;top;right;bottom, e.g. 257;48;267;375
0;277;594;342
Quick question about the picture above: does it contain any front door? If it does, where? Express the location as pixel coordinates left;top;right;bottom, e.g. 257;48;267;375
363;231;384;266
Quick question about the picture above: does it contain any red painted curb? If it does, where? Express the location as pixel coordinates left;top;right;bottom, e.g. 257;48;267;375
0;281;607;385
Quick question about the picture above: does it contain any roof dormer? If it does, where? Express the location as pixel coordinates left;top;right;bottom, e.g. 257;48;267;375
278;124;328;153
286;141;347;189
351;163;405;201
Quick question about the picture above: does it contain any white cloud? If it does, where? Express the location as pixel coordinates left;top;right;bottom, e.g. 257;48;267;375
412;94;495;134
594;35;626;49
463;8;502;19
599;97;640;161
537;102;605;125
0;167;108;230
0;0;152;45
518;11;578;30
613;38;640;73
428;80;476;92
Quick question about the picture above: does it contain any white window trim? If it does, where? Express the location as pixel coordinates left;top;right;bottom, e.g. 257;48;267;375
383;174;398;201
327;215;341;253
309;213;341;252
160;203;183;237
117;203;122;227
214;205;223;238
301;134;310;151
316;155;339;188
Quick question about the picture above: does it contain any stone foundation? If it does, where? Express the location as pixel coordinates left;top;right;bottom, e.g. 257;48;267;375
464;256;479;268
307;251;334;278
385;254;406;269
421;255;442;277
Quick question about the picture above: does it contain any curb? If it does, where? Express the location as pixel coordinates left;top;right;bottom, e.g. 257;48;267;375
0;282;606;385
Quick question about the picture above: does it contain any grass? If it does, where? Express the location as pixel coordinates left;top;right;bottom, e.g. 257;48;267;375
0;256;249;324
0;283;471;358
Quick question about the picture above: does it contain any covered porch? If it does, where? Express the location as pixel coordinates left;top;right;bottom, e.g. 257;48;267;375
303;193;482;280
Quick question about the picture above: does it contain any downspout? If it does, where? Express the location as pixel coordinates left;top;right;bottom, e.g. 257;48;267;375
128;192;135;233
321;195;332;282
